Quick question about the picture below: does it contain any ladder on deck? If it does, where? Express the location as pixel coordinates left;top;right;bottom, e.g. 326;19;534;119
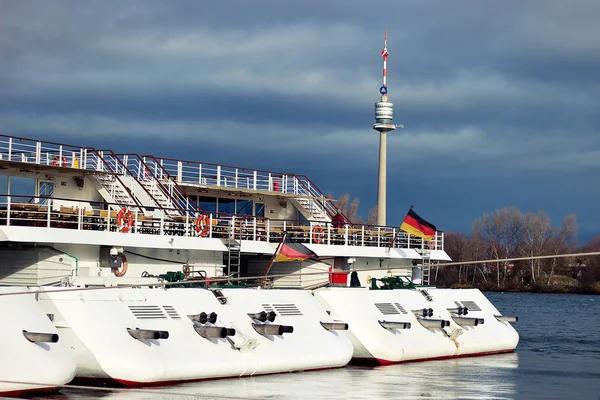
422;247;432;286
224;221;242;284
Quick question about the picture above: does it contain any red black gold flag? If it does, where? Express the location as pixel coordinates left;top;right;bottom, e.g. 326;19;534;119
400;208;437;241
274;237;318;262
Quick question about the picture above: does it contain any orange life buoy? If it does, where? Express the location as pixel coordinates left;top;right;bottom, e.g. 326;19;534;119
195;214;210;237
52;155;67;167
312;224;324;244
116;207;134;233
112;252;128;277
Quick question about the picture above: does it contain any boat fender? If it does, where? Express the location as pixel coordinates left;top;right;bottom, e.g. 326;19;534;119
267;311;277;322
22;330;59;343
447;306;469;315
209;312;218;324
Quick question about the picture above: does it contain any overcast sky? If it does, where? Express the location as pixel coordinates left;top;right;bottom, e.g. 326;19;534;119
1;0;599;241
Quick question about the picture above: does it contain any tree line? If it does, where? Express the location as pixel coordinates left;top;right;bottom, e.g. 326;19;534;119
435;206;600;294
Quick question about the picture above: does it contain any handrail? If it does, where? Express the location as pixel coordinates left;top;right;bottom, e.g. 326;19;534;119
141;155;201;215
87;149;146;211
0;193;444;251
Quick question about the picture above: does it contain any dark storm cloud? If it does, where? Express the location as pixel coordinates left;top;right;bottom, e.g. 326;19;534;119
1;0;599;239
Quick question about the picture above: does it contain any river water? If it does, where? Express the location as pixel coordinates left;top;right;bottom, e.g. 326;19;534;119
20;292;600;400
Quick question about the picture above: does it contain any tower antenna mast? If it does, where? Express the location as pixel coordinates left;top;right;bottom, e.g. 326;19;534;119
373;31;401;226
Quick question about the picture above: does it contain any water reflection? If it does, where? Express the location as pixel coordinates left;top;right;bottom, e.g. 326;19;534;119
35;354;519;400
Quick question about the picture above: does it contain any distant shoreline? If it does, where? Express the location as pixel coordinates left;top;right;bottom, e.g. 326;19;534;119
441;283;600;295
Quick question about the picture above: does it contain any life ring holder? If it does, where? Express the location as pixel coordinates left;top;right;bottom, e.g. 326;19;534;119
312;224;324;244
112;252;128;277
52;155;67;167
116;207;134;233
182;264;191;278
195;214;210;237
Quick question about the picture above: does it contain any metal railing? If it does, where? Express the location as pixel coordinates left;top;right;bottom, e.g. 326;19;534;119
145;156;339;219
0;194;444;251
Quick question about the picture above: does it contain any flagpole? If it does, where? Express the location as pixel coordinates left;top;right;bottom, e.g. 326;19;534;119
260;232;287;287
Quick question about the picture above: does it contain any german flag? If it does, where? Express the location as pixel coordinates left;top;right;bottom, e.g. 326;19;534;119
400;208;437;241
274;237;318;262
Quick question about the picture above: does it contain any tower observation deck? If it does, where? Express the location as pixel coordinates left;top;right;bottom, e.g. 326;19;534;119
373;31;398;226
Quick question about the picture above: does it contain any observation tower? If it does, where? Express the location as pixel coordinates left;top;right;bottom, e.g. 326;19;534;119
373;31;399;226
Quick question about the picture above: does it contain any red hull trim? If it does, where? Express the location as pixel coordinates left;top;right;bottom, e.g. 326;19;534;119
74;365;344;388
353;349;515;365
0;386;59;397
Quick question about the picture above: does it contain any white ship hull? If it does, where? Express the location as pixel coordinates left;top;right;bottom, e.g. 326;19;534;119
39;286;352;385
313;287;518;364
0;287;76;396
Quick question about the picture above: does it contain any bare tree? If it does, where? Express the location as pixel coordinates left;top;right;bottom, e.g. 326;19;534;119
367;205;378;225
520;211;552;284
337;194;350;215
348;198;361;224
474;207;523;286
546;214;578;285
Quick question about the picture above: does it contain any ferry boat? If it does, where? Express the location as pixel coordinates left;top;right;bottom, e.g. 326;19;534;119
0;134;518;389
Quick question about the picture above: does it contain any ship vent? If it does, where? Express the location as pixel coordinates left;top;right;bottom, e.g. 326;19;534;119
375;303;400;315
128;305;167;319
262;303;302;316
393;303;408;314
162;305;181;319
455;301;481;312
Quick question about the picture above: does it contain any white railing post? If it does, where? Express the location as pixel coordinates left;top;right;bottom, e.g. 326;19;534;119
160;214;164;235
198;164;202;185
253;171;257;190
327;223;331;245
134;210;138;235
185;213;189;237
59;145;63;162
35;142;41;164
266;219;270;242
209;213;213;238
361;226;365;247
78;206;82;230
345;224;349;246
7;137;12;161
83;149;87;169
216;166;221;187
253;217;257;241
6;197;11;226
177;161;183;183
235;169;238;188
309;222;313;244
46;199;51;228
377;227;381;247
107;209;111;232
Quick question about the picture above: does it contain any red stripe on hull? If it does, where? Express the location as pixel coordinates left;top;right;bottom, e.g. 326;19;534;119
106;365;344;387
0;386;59;397
353;349;515;366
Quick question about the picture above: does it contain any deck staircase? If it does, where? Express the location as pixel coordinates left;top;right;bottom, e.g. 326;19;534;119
88;151;200;218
